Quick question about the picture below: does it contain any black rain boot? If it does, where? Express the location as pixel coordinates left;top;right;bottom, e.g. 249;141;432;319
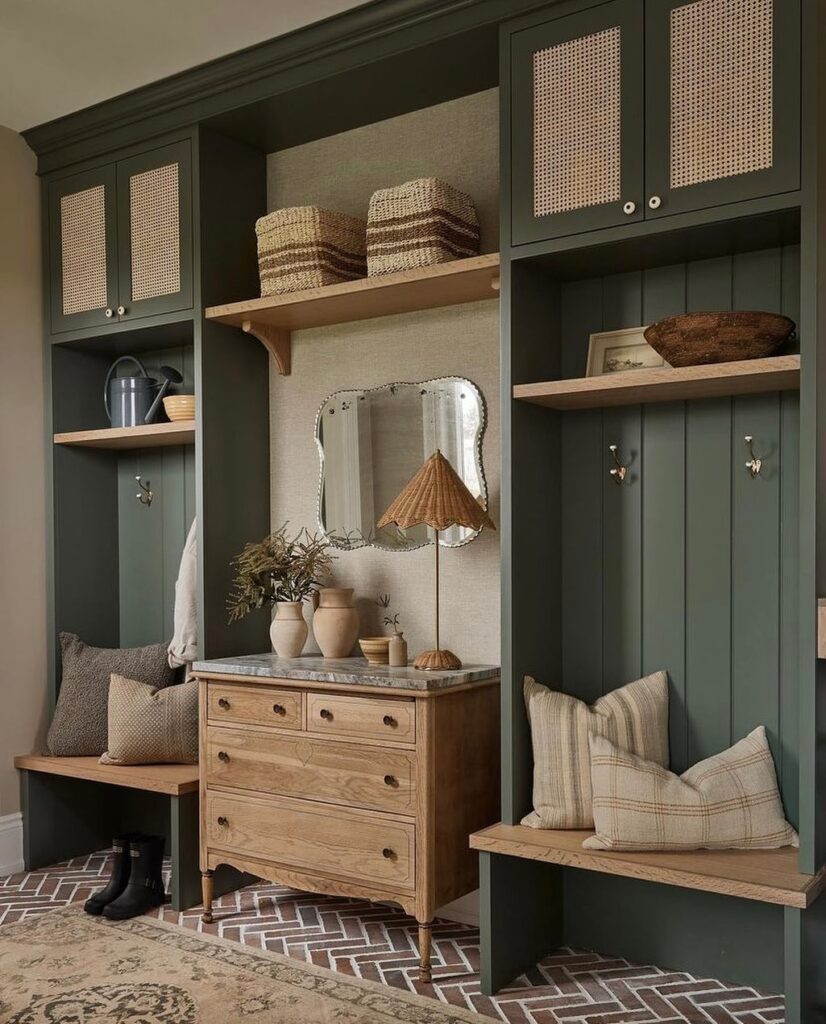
84;834;142;916
103;834;167;920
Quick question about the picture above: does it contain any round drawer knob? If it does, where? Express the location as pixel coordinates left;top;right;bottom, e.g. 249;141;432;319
648;195;662;210
383;774;397;787
217;751;230;762
217;698;230;709
382;847;394;859
319;708;333;721
272;703;285;715
382;715;397;728
217;816;228;827
116;305;127;315
104;307;114;318
622;200;636;215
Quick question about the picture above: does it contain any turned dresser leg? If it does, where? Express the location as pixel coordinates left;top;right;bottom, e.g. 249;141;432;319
201;870;215;924
418;921;433;983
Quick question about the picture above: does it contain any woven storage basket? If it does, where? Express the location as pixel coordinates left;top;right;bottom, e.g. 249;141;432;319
366;178;480;276
255;206;367;296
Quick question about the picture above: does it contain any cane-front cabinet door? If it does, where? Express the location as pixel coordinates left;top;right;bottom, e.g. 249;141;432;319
115;140;193;321
511;0;645;245
644;0;800;219
49;165;118;334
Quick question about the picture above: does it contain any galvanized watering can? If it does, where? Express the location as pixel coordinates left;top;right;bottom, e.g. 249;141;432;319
103;356;183;428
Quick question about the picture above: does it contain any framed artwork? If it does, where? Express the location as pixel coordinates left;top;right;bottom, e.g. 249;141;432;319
585;326;669;376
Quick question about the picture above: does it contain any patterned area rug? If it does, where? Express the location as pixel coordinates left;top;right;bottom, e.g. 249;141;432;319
0;852;786;1022
0;904;479;1024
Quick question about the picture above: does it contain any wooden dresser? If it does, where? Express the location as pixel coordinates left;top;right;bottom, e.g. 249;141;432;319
192;655;500;981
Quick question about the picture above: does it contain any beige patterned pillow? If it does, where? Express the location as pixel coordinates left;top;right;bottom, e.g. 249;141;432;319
100;674;198;766
523;671;669;829
584;726;798;851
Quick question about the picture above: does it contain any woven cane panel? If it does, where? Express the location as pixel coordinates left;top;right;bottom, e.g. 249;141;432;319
533;27;621;217
60;185;107;315
130;162;180;301
670;0;773;189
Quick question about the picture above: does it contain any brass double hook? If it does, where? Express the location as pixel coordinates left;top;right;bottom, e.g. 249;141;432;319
135;476;153;507
744;435;762;479
608;444;628;485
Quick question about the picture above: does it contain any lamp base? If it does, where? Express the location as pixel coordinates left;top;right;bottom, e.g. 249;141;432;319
413;648;462;671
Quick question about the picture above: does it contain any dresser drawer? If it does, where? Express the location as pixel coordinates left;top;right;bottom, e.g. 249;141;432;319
206;791;415;889
306;691;415;744
207;683;302;730
206;727;417;814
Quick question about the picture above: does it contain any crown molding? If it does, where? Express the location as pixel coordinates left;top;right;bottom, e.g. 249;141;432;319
23;0;547;174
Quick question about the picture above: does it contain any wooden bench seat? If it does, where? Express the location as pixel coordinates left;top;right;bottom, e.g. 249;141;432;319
14;755;199;796
470;823;826;910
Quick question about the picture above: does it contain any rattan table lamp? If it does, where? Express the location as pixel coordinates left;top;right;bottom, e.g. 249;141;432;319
377;450;495;670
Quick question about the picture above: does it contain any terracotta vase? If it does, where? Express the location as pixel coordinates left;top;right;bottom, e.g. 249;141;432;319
313;587;359;658
270;601;308;659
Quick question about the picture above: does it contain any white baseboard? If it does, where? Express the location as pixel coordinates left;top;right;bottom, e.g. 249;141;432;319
0;812;24;875
436;889;479;927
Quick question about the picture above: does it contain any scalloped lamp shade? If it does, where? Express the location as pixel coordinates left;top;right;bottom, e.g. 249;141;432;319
377;450;495;670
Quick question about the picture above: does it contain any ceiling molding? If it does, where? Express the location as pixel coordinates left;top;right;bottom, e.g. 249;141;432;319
24;0;546;174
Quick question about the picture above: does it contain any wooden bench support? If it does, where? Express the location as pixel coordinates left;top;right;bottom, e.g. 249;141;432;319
15;756;203;912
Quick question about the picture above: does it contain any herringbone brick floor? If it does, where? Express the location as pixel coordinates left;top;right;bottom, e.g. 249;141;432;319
0;850;785;1022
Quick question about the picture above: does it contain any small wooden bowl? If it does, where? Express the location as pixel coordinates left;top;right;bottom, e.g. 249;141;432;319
359;636;391;666
644;311;795;367
163;395;196;422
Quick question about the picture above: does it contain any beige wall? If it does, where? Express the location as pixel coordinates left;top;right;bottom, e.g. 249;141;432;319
266;89;500;666
0;127;46;817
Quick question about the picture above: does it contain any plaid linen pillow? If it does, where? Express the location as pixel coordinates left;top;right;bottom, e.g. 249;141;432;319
585;726;798;852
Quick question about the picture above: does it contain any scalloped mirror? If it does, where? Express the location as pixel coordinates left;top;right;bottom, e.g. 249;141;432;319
315;377;487;551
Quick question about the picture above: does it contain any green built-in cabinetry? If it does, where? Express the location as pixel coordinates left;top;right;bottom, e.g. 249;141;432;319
511;0;800;243
489;0;826;1020
48;140;193;333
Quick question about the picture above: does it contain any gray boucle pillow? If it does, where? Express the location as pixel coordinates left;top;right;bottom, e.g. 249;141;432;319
47;633;177;756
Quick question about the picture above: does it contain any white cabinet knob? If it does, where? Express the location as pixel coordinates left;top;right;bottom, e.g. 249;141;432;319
623;201;636;215
648;195;662;210
116;305;126;316
104;308;114;318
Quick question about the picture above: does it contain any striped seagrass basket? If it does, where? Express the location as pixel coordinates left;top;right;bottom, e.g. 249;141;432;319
255;206;367;296
366;178;480;276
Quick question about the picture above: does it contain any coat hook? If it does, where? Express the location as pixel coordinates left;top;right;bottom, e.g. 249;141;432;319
135;475;153;507
608;444;628;485
744;435;762;478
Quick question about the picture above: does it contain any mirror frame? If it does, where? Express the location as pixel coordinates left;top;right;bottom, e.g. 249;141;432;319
314;376;488;552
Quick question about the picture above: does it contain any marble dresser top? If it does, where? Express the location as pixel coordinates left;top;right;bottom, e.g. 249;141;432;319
192;654;500;692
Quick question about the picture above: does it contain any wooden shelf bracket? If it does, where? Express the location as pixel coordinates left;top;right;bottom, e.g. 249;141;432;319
242;320;292;375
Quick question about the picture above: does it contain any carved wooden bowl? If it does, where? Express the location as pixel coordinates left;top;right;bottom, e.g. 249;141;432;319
643;312;795;367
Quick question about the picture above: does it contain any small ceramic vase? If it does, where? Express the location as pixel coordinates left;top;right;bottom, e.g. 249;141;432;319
270;601;308;658
388;632;408;668
313;587;359;659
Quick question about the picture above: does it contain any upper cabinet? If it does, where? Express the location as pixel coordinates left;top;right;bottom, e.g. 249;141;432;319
49;140;193;334
510;0;800;246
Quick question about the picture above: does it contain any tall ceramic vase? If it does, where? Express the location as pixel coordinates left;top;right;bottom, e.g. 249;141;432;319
270;601;308;658
313;587;359;658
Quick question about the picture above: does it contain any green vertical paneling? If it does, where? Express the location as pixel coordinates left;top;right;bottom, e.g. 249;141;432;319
601;272;642;690
731;249;783;760
641;265;687;769
560;278;603;700
641;403;687;769
685;399;733;762
731;394;781;758
781;244;801;352
779;393;800;823
684;255;733;762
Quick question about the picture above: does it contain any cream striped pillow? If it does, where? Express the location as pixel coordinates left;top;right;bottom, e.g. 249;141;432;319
584;727;798;851
522;671;669;829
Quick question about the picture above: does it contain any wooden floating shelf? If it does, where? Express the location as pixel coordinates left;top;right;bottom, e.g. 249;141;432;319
513;355;800;410
470;823;824;909
53;421;196;450
205;253;501;376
